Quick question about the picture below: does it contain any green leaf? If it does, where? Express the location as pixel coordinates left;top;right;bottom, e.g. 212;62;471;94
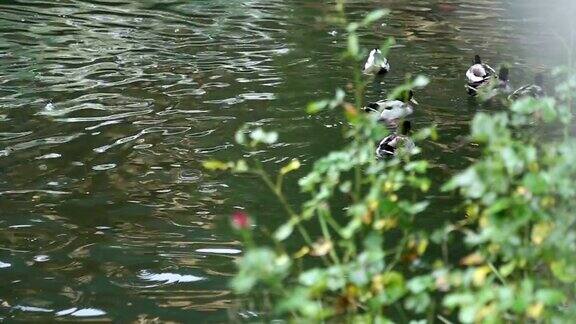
551;260;576;283
406;275;433;294
471;112;509;143
522;173;549;194
361;9;389;26
231;248;291;294
404;293;431;314
299;268;326;287
307;99;329;114
249;128;278;145
412;75;429;88
347;33;359;57
274;221;295;241
536;289;565;305
233;160;249;173
235;126;247;144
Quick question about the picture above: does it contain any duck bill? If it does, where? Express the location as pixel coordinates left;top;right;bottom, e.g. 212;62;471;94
410;98;419;105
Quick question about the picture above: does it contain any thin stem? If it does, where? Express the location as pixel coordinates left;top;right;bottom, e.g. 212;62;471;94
319;207;341;265
257;167;313;246
488;261;507;285
437;314;454;324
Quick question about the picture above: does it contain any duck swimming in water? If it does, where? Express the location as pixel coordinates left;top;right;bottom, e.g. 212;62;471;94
509;73;545;99
465;55;496;95
364;90;418;126
363;48;390;75
376;120;416;159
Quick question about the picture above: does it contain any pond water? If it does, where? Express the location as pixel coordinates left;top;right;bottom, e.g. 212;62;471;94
0;0;574;321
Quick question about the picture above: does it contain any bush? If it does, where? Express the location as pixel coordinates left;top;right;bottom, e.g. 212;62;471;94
205;3;576;322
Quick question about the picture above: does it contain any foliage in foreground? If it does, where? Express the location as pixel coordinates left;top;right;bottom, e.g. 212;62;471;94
205;3;576;323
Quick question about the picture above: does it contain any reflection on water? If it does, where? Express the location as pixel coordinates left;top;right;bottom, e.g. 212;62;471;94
0;0;574;321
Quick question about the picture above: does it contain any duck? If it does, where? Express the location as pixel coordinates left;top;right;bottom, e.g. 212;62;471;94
376;120;416;159
509;74;545;99
364;90;418;125
363;48;390;75
465;55;496;95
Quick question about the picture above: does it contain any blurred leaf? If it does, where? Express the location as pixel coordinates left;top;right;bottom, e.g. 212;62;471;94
293;246;310;259
274;221;295;241
361;9;388;26
203;160;230;171
460;253;484;266
233;159;249;172
280;159;301;175
311;239;333;257
406;275;433;294
299;268;326;287
527;303;544;319
531;222;553;245
307;99;330;114
412;75;429;88
249;128;278;145
347;33;359;57
472;266;491;286
551;260;576;283
536;289;565;305
231;248;291;294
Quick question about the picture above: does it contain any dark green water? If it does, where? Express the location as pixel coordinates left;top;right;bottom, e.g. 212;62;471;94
0;0;574;322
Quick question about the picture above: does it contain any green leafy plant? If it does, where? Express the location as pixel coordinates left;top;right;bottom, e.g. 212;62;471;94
205;2;576;322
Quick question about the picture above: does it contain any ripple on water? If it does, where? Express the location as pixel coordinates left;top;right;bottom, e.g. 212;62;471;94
138;270;204;286
56;308;107;317
92;163;117;171
196;248;242;255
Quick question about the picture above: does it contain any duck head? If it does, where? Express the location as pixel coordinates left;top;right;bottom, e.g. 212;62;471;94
363;102;380;112
399;120;412;135
498;67;510;82
474;55;482;64
398;90;418;105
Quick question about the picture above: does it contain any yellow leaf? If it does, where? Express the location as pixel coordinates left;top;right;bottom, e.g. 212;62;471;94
466;204;479;219
202;160;230;170
531;222;553;245
371;274;384;292
280;159;301;175
461;253;485;266
476;303;496;322
374;218;397;230
343;103;358;119
368;200;378;211
417;239;428;255
541;196;556;208
294;246;310;259
479;215;488;228
383;181;394;192
473;266;491;286
527;302;544;319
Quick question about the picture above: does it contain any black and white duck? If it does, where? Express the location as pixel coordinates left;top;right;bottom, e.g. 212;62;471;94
363;48;390;75
465;55;496;95
509;74;545;99
376;120;416;159
364;90;418;126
